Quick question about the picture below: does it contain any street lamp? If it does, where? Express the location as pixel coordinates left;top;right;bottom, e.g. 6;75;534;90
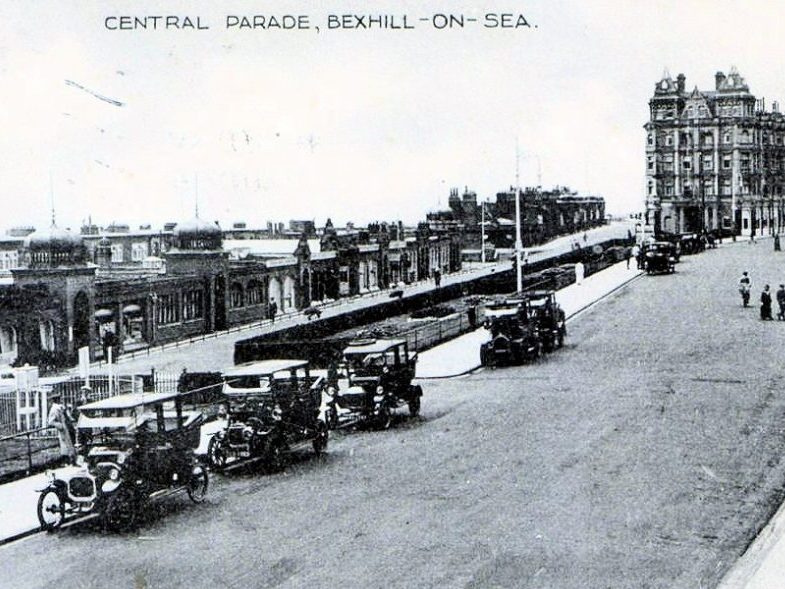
515;144;523;294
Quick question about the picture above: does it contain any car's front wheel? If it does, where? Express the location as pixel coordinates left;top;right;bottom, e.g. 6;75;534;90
37;489;66;531
187;465;209;503
312;421;329;456
207;436;226;470
103;486;139;530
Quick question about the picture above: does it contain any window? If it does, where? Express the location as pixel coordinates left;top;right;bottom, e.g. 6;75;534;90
704;182;714;196
39;320;55;352
648;134;654;146
702;156;713;170
648;183;654;196
665;135;673;146
724;133;732;144
722;178;732;195
682;158;692;170
665;185;674;196
647;158;654;171
156;293;179;325
246;280;264;305
183;290;203;321
111;244;124;263
703;133;714;147
229;283;244;308
131;242;148;262
723;156;732;170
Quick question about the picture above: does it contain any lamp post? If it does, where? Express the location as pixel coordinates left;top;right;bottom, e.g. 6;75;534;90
515;144;523;294
481;199;486;263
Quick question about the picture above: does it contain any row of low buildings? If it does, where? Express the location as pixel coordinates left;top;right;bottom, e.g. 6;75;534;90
645;67;785;237
427;185;606;257
0;217;461;371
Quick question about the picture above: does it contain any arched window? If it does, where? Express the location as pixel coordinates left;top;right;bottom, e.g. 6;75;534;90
229;282;244;308
0;326;17;361
39;320;55;352
742;130;750;143
246;280;264;305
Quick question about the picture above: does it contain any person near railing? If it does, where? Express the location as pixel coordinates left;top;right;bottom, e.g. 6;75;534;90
47;391;77;466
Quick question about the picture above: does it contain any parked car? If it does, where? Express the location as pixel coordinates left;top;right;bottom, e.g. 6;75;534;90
527;290;566;352
325;338;422;430
644;241;677;274
208;359;329;473
37;390;208;531
480;297;541;366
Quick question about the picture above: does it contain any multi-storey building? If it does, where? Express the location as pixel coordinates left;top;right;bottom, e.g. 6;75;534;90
645;67;785;237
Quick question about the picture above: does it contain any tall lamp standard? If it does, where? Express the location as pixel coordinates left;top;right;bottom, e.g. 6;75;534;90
515;142;523;293
481;199;486;263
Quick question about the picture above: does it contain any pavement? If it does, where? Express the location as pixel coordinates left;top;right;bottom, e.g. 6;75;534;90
416;260;643;378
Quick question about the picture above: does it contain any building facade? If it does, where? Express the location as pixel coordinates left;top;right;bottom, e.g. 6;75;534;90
645;67;785;237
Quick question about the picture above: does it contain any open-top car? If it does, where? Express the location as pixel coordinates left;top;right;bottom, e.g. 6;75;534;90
644;241;677;274
325;338;422;430
208;359;329;473
480;297;541;366
37;390;208;531
527;290;566;352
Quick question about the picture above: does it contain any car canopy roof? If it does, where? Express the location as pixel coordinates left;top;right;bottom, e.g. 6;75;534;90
224;359;310;378
343;339;406;355
79;391;181;411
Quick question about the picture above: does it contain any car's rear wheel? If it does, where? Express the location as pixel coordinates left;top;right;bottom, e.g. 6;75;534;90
375;405;392;430
312;421;329;456
265;437;289;473
207;436;226;470
37;489;65;531
187;465;209;503
408;396;421;417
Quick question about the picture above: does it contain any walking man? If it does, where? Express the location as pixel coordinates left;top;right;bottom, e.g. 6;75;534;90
269;299;278;324
761;284;773;320
48;392;76;466
777;284;785;320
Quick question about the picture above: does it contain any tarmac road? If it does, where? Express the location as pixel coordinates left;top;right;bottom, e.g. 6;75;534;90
5;239;785;589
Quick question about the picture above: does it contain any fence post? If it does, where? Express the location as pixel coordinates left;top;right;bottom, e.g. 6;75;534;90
26;432;33;473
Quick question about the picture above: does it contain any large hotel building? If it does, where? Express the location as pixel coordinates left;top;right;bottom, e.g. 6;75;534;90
645;67;785;237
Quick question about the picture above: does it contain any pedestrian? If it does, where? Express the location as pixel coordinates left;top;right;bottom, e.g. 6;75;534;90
434;268;441;288
750;233;757;245
775;234;781;252
777;285;785;320
47;392;77;466
625;246;633;269
269;299;278;324
761;284;773;320
583;232;588;243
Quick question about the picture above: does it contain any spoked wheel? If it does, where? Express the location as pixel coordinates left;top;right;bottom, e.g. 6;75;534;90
103;487;139;531
207;436;227;471
264;437;289;473
312;421;329;456
37;489;66;531
375;405;392;431
187;465;209;504
408;397;421;417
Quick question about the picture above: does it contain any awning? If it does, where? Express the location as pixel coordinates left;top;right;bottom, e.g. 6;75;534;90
94;309;113;320
122;304;142;315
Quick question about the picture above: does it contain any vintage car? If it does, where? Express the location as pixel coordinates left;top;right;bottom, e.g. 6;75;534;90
644;241;678;274
480;297;541;366
527;290;566;352
207;359;329;473
37;391;208;531
325;338;422;430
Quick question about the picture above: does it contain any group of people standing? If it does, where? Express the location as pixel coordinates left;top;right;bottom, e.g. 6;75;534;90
739;272;785;320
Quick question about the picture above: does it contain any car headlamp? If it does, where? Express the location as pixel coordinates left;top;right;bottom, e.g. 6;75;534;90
109;468;120;481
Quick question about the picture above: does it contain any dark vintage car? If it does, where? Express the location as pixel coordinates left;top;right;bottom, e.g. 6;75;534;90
208;359;329;473
480;297;541;366
325;338;422;430
527;290;566;352
644;241;678;274
37;391;209;531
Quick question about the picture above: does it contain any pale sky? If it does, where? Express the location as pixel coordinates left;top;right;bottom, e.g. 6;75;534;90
2;0;785;231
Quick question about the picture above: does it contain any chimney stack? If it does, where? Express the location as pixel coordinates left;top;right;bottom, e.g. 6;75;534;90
715;71;726;90
676;73;685;93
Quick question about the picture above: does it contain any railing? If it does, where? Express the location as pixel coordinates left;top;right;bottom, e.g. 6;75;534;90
0;426;58;482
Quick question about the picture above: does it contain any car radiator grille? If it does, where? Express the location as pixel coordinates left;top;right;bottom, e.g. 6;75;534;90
69;477;95;498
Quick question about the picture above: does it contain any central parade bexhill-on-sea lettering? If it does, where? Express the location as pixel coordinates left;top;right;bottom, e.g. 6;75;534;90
103;13;534;32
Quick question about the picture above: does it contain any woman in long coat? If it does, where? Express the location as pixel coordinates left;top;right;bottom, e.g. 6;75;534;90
47;392;76;466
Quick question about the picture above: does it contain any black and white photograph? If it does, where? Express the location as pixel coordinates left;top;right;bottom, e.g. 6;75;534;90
2;1;785;587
